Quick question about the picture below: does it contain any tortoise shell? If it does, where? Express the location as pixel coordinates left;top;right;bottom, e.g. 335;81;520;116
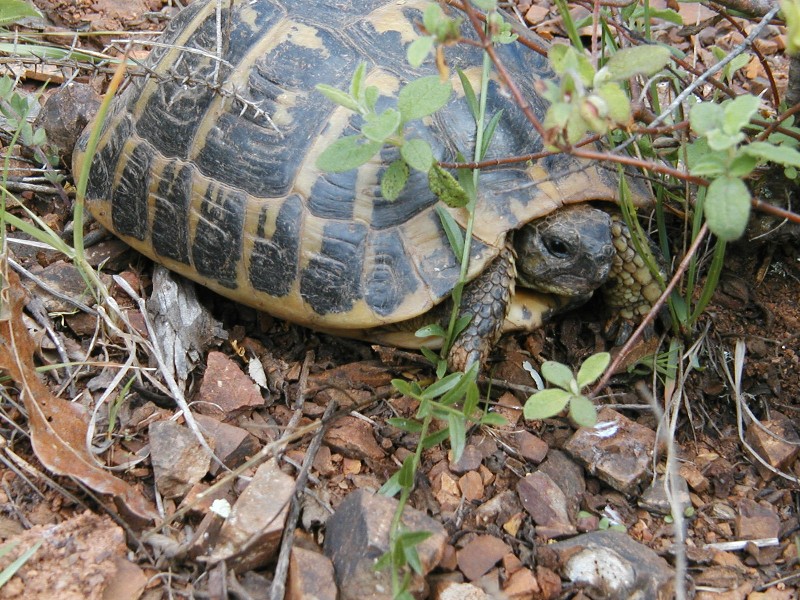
73;0;644;330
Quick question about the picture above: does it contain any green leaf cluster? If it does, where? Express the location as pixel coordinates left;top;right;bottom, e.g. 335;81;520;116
406;3;462;67
782;0;800;55
315;64;457;202
0;0;41;27
542;44;671;145
688;95;800;241
0;76;47;148
522;352;610;428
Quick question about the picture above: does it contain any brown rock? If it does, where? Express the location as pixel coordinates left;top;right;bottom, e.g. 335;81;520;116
287;546;337;600
457;535;512;581
459;471;485;501
538;450;585;518
745;415;800;478
514;430;548;464
517;472;576;538
679;462;709;493
437;582;489;599
210;458;295;571
195;414;260;474
324;416;385;461
149;420;212;499
197;351;265;418
535;566;562;600
736;498;780;540
324;490;446;600
449;444;483;474
564;408;656;494
0;512;143;600
503;567;540;599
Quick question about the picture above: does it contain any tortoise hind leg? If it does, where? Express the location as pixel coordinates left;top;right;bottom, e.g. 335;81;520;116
447;247;516;373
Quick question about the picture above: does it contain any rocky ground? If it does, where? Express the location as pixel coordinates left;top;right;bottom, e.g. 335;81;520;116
0;1;798;599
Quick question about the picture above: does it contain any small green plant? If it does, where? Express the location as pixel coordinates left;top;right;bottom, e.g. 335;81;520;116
523;352;611;428
541;44;671;146
687;95;800;241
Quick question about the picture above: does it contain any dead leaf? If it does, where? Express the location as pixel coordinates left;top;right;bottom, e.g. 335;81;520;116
0;271;155;526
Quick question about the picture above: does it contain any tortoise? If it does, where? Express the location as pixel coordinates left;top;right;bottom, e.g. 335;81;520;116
73;0;661;371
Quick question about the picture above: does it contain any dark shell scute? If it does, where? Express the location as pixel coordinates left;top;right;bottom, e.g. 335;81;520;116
152;162;194;264
194;24;359;198
307;171;356;220
192;183;246;289
300;222;367;315
249;195;302;297
365;230;418;317
112;143;152;242
85;114;132;204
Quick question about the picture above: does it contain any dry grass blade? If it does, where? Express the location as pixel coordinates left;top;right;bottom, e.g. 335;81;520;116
0;270;156;524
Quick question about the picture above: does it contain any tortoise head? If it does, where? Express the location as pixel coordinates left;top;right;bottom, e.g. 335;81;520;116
513;205;615;298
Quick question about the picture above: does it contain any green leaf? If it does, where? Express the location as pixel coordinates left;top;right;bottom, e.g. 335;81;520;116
540;361;574;389
457;68;479;122
480;412;507;426
382;159;409;201
728;153;757;178
688;149;728;178
603;45;672;81
722;94;760;136
435;204;465;260
315;135;381;172
523;389;570;420
407;36;435;68
364;85;379;111
428;164;469;208
374;549;393;570
349;62;367;102
421;371;463;400
480;109;504;160
548;44;595;86
569;395;598;428
596;83;631;125
387;418;423;433
472;0;497;9
463;376;479;417
416;323;447;339
398;76;452;121
363;108;401;142
0;0;41;26
744;141;800;167
392;378;416;398
786;0;800;54
398;454;416;488
423;2;445;33
401;138;434;172
448;413;466;462
315;84;360;112
706;129;743;152
421;427;451;449
452;315;471;340
705;176;751;241
576;352;610;388
0;539;42;587
689;101;723;136
440;362;478;406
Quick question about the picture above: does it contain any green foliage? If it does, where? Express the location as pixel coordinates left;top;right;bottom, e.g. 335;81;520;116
542;44;671;145
782;0;800;55
0;0;41;26
523;353;610;428
687;95;800;241
315;67;454;201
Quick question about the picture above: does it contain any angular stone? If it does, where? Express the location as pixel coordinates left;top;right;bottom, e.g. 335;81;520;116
538;449;585;518
197;351;265;418
474;490;523;529
517;472;576;538
210;459;294;571
679;462;709;493
457;535;511;581
564;408;656;494
503;567;540;599
195;414;260;474
324;416;385;461
287;546;337;600
437;582;489;599
449;444;483;474
513;430;548;464
459;471;485;502
736;498;780;540
543;531;674;599
745;415;800;478
324;490;446;600
638;475;691;516
149;420;211;499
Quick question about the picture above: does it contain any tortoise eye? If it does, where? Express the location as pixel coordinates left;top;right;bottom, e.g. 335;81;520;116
543;235;572;259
